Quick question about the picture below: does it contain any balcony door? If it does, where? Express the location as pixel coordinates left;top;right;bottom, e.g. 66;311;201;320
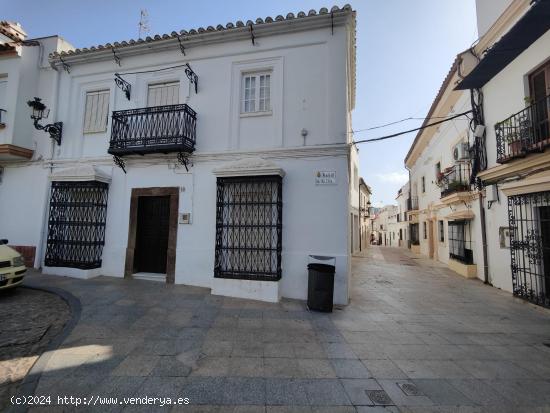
147;81;180;107
529;63;550;144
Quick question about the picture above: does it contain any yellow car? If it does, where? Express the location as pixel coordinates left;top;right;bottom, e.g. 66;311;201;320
0;239;26;290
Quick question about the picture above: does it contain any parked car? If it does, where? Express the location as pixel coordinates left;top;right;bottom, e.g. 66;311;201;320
0;239;26;290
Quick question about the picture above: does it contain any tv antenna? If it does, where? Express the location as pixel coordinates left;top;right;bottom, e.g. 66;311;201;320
138;9;150;39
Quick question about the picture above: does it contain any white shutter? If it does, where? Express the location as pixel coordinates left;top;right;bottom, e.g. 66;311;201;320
147;81;180;107
83;90;110;133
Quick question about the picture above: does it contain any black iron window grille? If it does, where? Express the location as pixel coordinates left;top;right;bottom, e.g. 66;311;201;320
440;163;471;198
45;181;109;269
410;223;419;245
108;104;196;156
215;175;282;281
448;220;474;264
495;94;550;164
508;191;550;308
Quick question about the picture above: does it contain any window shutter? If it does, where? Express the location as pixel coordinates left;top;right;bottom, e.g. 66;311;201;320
147;82;180;107
83;90;110;133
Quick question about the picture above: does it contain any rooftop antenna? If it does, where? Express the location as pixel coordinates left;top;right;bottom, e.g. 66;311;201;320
138;9;150;39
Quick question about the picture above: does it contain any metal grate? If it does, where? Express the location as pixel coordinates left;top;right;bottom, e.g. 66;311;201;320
45;181;109;269
108;103;197;156
508;191;550;307
495;95;550;163
440;162;472;198
448;220;474;264
214;175;282;281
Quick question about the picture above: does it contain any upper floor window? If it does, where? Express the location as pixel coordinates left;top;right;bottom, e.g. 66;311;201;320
421;176;426;193
83;90;109;134
241;72;271;114
147;81;180;107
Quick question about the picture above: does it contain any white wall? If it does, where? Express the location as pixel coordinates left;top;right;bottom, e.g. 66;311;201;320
408;90;486;279
0;18;354;304
480;28;550;292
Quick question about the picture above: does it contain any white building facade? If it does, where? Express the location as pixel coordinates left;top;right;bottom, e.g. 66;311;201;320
405;59;483;280
457;0;550;307
0;6;358;304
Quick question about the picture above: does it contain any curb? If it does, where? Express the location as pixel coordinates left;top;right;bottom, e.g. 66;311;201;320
8;282;82;413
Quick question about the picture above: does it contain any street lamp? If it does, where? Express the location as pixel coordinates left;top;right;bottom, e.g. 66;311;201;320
27;97;62;145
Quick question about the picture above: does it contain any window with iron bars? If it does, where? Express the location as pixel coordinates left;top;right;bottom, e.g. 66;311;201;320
448;220;474;265
214;175;282;281
508;191;550;308
45;181;109;269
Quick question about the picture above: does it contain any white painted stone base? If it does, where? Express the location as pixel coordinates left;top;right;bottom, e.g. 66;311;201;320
42;266;101;279
211;278;281;303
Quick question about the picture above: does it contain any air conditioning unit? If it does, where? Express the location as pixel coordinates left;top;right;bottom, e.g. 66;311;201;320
453;142;470;161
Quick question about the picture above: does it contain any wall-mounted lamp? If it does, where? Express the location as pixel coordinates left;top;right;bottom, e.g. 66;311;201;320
0;109;6;129
27;97;62;145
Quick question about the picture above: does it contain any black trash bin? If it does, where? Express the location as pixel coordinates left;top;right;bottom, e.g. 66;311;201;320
307;263;335;312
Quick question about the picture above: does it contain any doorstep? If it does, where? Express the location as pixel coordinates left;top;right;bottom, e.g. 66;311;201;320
132;272;166;282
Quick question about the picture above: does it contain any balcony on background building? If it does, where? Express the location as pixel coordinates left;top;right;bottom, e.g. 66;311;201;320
108;104;197;156
495;95;550;163
439;163;471;198
407;196;418;211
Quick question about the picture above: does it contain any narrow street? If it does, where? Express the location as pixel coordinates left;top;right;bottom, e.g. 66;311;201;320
10;246;550;412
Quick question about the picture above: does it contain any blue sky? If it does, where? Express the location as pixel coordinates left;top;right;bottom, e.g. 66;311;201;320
4;1;478;206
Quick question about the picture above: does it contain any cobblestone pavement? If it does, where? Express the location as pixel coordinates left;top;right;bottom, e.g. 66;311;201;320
0;287;70;411
17;246;550;412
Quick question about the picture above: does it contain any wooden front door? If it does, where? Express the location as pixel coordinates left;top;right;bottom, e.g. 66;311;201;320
134;196;170;273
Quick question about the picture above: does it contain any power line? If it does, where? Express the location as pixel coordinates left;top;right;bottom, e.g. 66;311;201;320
352;111;473;144
351;114;470;133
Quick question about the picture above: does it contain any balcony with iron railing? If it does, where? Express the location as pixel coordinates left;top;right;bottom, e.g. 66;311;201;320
439;163;471;198
407;196;418;211
495;95;550;163
108;104;197;156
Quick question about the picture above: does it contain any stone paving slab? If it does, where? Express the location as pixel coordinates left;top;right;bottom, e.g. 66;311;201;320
13;246;550;411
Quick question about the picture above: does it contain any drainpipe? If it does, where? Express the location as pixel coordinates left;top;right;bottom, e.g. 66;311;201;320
479;195;490;285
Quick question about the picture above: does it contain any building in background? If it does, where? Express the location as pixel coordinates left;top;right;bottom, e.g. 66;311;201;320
358;177;372;251
456;0;550;307
372;205;398;246
0;6;358;304
404;57;480;279
395;183;410;248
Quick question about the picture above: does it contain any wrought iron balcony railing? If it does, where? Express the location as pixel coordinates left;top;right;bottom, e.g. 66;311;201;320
108;104;197;156
495;95;550;163
407;196;418;211
440;163;471;198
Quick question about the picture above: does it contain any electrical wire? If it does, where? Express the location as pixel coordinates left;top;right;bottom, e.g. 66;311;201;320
350;114;470;133
351;111;473;144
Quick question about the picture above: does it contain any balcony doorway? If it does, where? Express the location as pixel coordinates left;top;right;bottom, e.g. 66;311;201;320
125;187;179;283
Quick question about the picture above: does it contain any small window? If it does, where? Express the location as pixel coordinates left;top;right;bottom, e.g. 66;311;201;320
147;81;180;107
423;222;427;239
83;90;110;134
439;220;445;242
241;72;271;114
421;176;426;193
